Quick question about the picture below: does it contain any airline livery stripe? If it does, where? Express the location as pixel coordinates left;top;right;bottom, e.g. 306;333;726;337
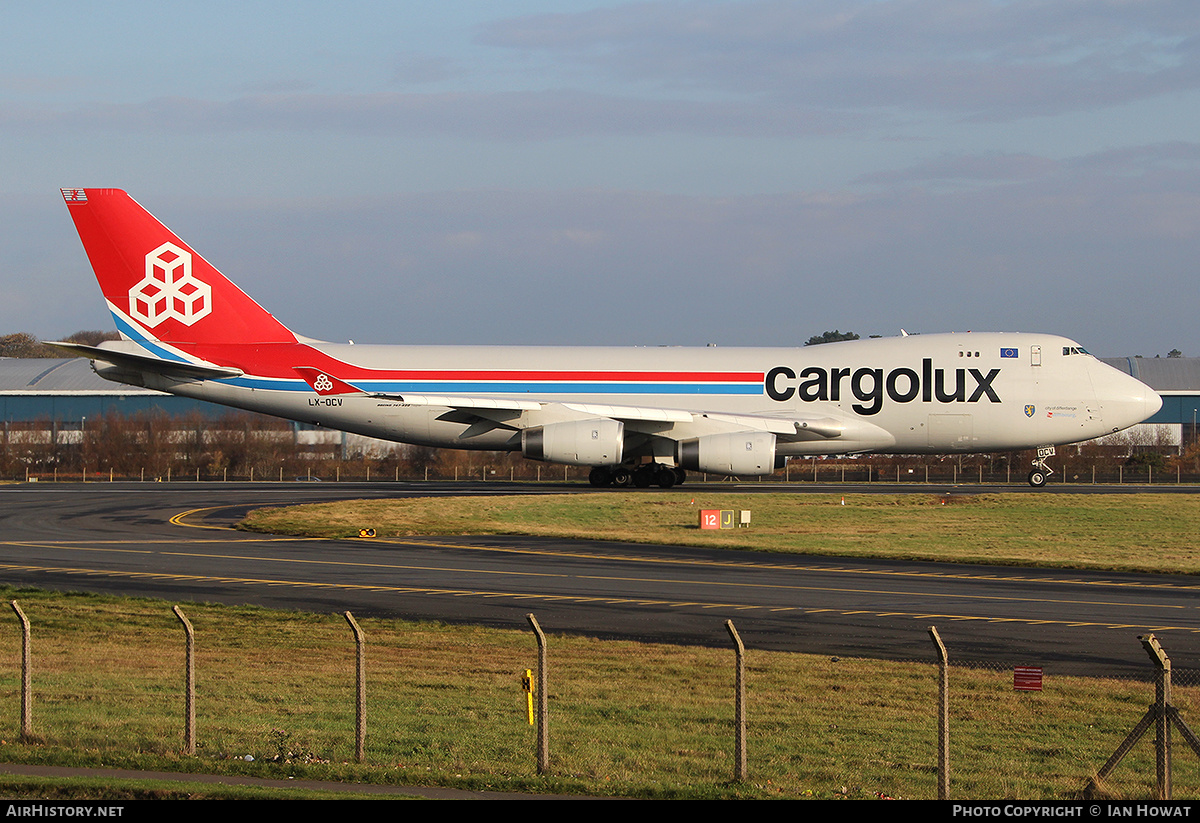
334;370;765;382
224;376;764;394
356;381;765;395
109;311;193;365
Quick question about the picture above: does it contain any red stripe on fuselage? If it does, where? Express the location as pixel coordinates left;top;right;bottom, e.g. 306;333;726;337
176;342;764;383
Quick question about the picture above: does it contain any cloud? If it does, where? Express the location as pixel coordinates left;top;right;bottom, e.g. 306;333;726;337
0;89;861;139
390;54;465;87
6;139;1197;357
480;0;1200;118
79;140;1184;354
8;1;1197;144
858;153;1061;187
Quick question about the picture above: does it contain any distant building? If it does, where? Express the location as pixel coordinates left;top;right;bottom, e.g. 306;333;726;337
0;357;212;422
0;357;385;455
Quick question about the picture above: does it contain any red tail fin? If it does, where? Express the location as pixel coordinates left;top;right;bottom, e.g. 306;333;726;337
62;188;297;346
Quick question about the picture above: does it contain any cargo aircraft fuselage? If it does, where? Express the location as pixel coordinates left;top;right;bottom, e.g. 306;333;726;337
53;188;1161;488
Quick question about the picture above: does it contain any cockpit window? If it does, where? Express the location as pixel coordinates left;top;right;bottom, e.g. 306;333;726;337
1062;346;1089;356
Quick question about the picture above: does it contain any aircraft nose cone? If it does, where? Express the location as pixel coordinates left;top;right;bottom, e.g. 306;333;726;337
1094;363;1161;431
1143;382;1163;419
1127;372;1163;421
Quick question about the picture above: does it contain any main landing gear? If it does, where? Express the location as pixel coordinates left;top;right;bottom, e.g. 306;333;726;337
589;464;685;489
1028;445;1056;487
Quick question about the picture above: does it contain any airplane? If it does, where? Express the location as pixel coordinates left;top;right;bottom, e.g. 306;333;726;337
50;188;1162;488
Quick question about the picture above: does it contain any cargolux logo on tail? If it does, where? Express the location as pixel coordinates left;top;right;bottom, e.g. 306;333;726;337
128;243;212;327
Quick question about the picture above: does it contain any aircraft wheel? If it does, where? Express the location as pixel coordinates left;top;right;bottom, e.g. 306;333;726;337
633;468;655;488
1028;469;1047;488
589;467;612;487
673;468;686;485
611;469;632;487
656;467;676;488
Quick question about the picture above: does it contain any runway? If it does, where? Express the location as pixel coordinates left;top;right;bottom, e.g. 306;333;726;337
1;481;1198;677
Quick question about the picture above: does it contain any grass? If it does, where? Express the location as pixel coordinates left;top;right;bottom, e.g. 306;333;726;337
0;586;1194;800
241;492;1200;575
0;774;414;800
5;492;1198;798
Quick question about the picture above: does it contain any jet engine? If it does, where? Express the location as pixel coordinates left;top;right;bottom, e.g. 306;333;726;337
521;419;624;466
676;432;776;476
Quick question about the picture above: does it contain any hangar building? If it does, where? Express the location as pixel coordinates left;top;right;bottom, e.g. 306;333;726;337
0;357;363;453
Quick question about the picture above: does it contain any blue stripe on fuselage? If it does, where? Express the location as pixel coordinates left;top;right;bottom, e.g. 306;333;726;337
218;376;764;395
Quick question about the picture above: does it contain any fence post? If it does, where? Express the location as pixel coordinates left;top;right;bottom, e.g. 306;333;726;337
1148;634;1171;798
1085;634;1200;799
929;625;949;800
725;620;747;782
173;606;196;755
344;611;366;763
10;601;32;742
527;613;549;774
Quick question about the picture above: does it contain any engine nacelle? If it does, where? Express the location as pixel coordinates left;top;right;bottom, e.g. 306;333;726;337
521;419;624;466
676;432;777;476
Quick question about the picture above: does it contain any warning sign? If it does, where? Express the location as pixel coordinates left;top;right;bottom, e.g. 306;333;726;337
1014;666;1043;691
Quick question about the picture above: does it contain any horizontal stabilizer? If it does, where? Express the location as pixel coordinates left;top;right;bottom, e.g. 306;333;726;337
44;340;244;380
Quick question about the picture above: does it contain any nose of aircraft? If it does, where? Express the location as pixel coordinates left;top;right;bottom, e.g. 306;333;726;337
1090;360;1162;433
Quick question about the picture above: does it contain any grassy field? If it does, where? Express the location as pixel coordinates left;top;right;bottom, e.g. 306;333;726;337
241;492;1200;575
2;492;1196;799
0;586;1191;800
0;775;411;800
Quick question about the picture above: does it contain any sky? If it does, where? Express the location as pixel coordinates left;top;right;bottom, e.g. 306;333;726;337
2;0;1199;356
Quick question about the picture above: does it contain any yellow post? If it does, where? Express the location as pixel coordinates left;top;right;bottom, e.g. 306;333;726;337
522;669;535;725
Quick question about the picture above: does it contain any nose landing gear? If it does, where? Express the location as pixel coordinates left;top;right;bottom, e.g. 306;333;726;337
1028;445;1056;487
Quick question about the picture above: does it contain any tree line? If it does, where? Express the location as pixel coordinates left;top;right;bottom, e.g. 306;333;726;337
0;331;119;359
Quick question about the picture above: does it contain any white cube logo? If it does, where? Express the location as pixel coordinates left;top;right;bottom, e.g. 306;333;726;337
129;243;212;327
